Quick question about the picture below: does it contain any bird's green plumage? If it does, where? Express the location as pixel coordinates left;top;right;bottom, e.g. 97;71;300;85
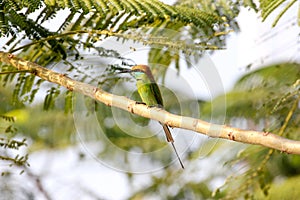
130;65;184;168
132;67;164;106
136;82;164;106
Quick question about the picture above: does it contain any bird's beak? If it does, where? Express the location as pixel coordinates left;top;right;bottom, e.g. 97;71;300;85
114;67;132;74
118;69;132;73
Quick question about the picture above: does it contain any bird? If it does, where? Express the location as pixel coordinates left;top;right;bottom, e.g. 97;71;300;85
128;65;184;169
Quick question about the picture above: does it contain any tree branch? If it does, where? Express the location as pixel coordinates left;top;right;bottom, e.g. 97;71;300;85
1;51;300;154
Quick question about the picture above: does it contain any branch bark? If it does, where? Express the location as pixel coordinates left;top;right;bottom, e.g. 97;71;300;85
1;51;300;154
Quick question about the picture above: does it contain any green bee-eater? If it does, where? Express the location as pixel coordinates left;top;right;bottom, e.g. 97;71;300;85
128;65;184;169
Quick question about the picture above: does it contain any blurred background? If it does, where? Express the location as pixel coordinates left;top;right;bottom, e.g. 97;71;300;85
0;0;299;199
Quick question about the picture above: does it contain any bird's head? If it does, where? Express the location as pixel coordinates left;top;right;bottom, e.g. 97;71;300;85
130;65;155;82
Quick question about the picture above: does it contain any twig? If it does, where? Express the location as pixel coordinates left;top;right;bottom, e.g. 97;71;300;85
25;167;52;200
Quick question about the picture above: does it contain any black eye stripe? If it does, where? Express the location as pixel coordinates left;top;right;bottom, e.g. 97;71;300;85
132;69;145;73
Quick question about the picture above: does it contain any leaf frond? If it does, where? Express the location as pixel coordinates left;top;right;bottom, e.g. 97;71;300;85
260;0;298;26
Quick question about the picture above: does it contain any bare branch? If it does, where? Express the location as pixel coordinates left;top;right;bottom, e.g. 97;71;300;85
1;51;300;154
25;168;52;200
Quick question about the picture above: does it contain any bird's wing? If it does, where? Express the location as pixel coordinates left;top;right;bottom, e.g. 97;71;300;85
149;82;164;106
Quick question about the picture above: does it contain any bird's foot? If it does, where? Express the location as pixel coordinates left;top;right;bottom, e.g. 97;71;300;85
148;104;163;108
148;105;156;108
135;101;146;105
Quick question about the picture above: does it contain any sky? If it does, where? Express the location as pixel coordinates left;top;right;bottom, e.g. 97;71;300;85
201;3;299;98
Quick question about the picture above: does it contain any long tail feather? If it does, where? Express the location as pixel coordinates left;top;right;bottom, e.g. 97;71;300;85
162;124;184;169
170;142;185;169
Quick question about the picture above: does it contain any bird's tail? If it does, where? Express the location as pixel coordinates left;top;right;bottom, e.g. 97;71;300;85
162;124;184;169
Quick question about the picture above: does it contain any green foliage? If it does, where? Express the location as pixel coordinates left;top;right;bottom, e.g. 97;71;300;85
0;114;29;174
0;0;230;102
175;0;255;29
129;172;215;199
0;85;75;150
64;90;73;113
260;0;298;26
202;63;300;123
0;69;44;106
0;115;15;123
255;175;300;199
43;86;61;110
1;0;227;51
203;63;300;199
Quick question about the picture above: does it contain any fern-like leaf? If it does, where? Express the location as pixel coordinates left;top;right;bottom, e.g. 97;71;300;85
260;0;298;26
